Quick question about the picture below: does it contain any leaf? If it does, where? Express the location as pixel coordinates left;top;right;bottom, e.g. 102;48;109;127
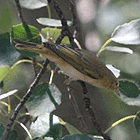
106;64;120;78
6;130;18;140
119;79;140;106
0;66;10;82
0;32;20;67
0;89;18;100
37;18;73;27
41;27;70;44
11;24;41;57
111;19;140;44
64;122;81;134
105;46;133;54
26;83;61;117
0;1;13;34
44;137;54;140
61;134;94;140
93;135;104;140
133;111;140;135
12;24;41;43
30;113;62;139
0;123;5;138
19;0;48;9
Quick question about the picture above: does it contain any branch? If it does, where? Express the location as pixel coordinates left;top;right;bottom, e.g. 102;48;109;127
15;0;32;39
1;59;49;140
69;0;79;39
83;95;111;140
14;0;39;76
48;0;76;47
77;81;111;140
67;85;88;132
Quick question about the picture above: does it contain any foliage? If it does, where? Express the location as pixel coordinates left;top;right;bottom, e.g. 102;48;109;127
0;0;140;140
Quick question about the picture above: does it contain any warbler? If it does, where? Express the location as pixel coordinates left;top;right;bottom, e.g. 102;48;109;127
13;39;120;96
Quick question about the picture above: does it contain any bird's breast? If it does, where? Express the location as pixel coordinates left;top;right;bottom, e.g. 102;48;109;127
41;51;108;89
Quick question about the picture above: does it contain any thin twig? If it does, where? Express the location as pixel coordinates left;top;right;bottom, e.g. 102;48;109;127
69;0;77;26
14;0;38;77
48;0;76;47
69;0;79;39
79;81;88;94
79;81;111;140
67;85;88;132
83;95;111;140
1;59;49;140
15;0;32;39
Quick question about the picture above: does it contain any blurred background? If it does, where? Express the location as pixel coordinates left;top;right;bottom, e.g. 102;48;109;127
1;0;140;139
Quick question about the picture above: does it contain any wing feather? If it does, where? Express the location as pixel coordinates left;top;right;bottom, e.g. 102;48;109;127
45;44;107;79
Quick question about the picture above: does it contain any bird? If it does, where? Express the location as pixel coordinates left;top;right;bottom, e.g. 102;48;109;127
13;39;120;96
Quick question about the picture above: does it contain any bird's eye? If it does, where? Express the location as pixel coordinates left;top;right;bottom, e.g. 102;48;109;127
116;82;119;87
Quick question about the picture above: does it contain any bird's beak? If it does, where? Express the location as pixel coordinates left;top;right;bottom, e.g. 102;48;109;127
114;88;120;96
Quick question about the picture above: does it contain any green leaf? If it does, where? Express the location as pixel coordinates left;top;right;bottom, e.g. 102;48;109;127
0;123;5;138
119;79;140;106
0;89;18;100
61;134;94;140
6;130;18;140
19;0;48;9
37;18;73;27
41;27;70;45
26;83;61;117
30;113;62;139
12;24;41;43
105;46;133;54
0;1;13;34
0;66;10;82
111;18;140;44
133;111;140;135
0;32;20;67
119;80;140;97
11;24;41;57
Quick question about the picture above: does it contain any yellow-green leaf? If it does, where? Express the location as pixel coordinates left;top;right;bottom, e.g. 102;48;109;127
41;27;70;45
0;66;10;82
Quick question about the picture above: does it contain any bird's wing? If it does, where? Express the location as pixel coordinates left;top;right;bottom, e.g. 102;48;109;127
46;44;106;79
76;49;107;79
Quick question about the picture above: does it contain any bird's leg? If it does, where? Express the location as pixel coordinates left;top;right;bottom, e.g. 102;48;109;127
64;77;73;85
